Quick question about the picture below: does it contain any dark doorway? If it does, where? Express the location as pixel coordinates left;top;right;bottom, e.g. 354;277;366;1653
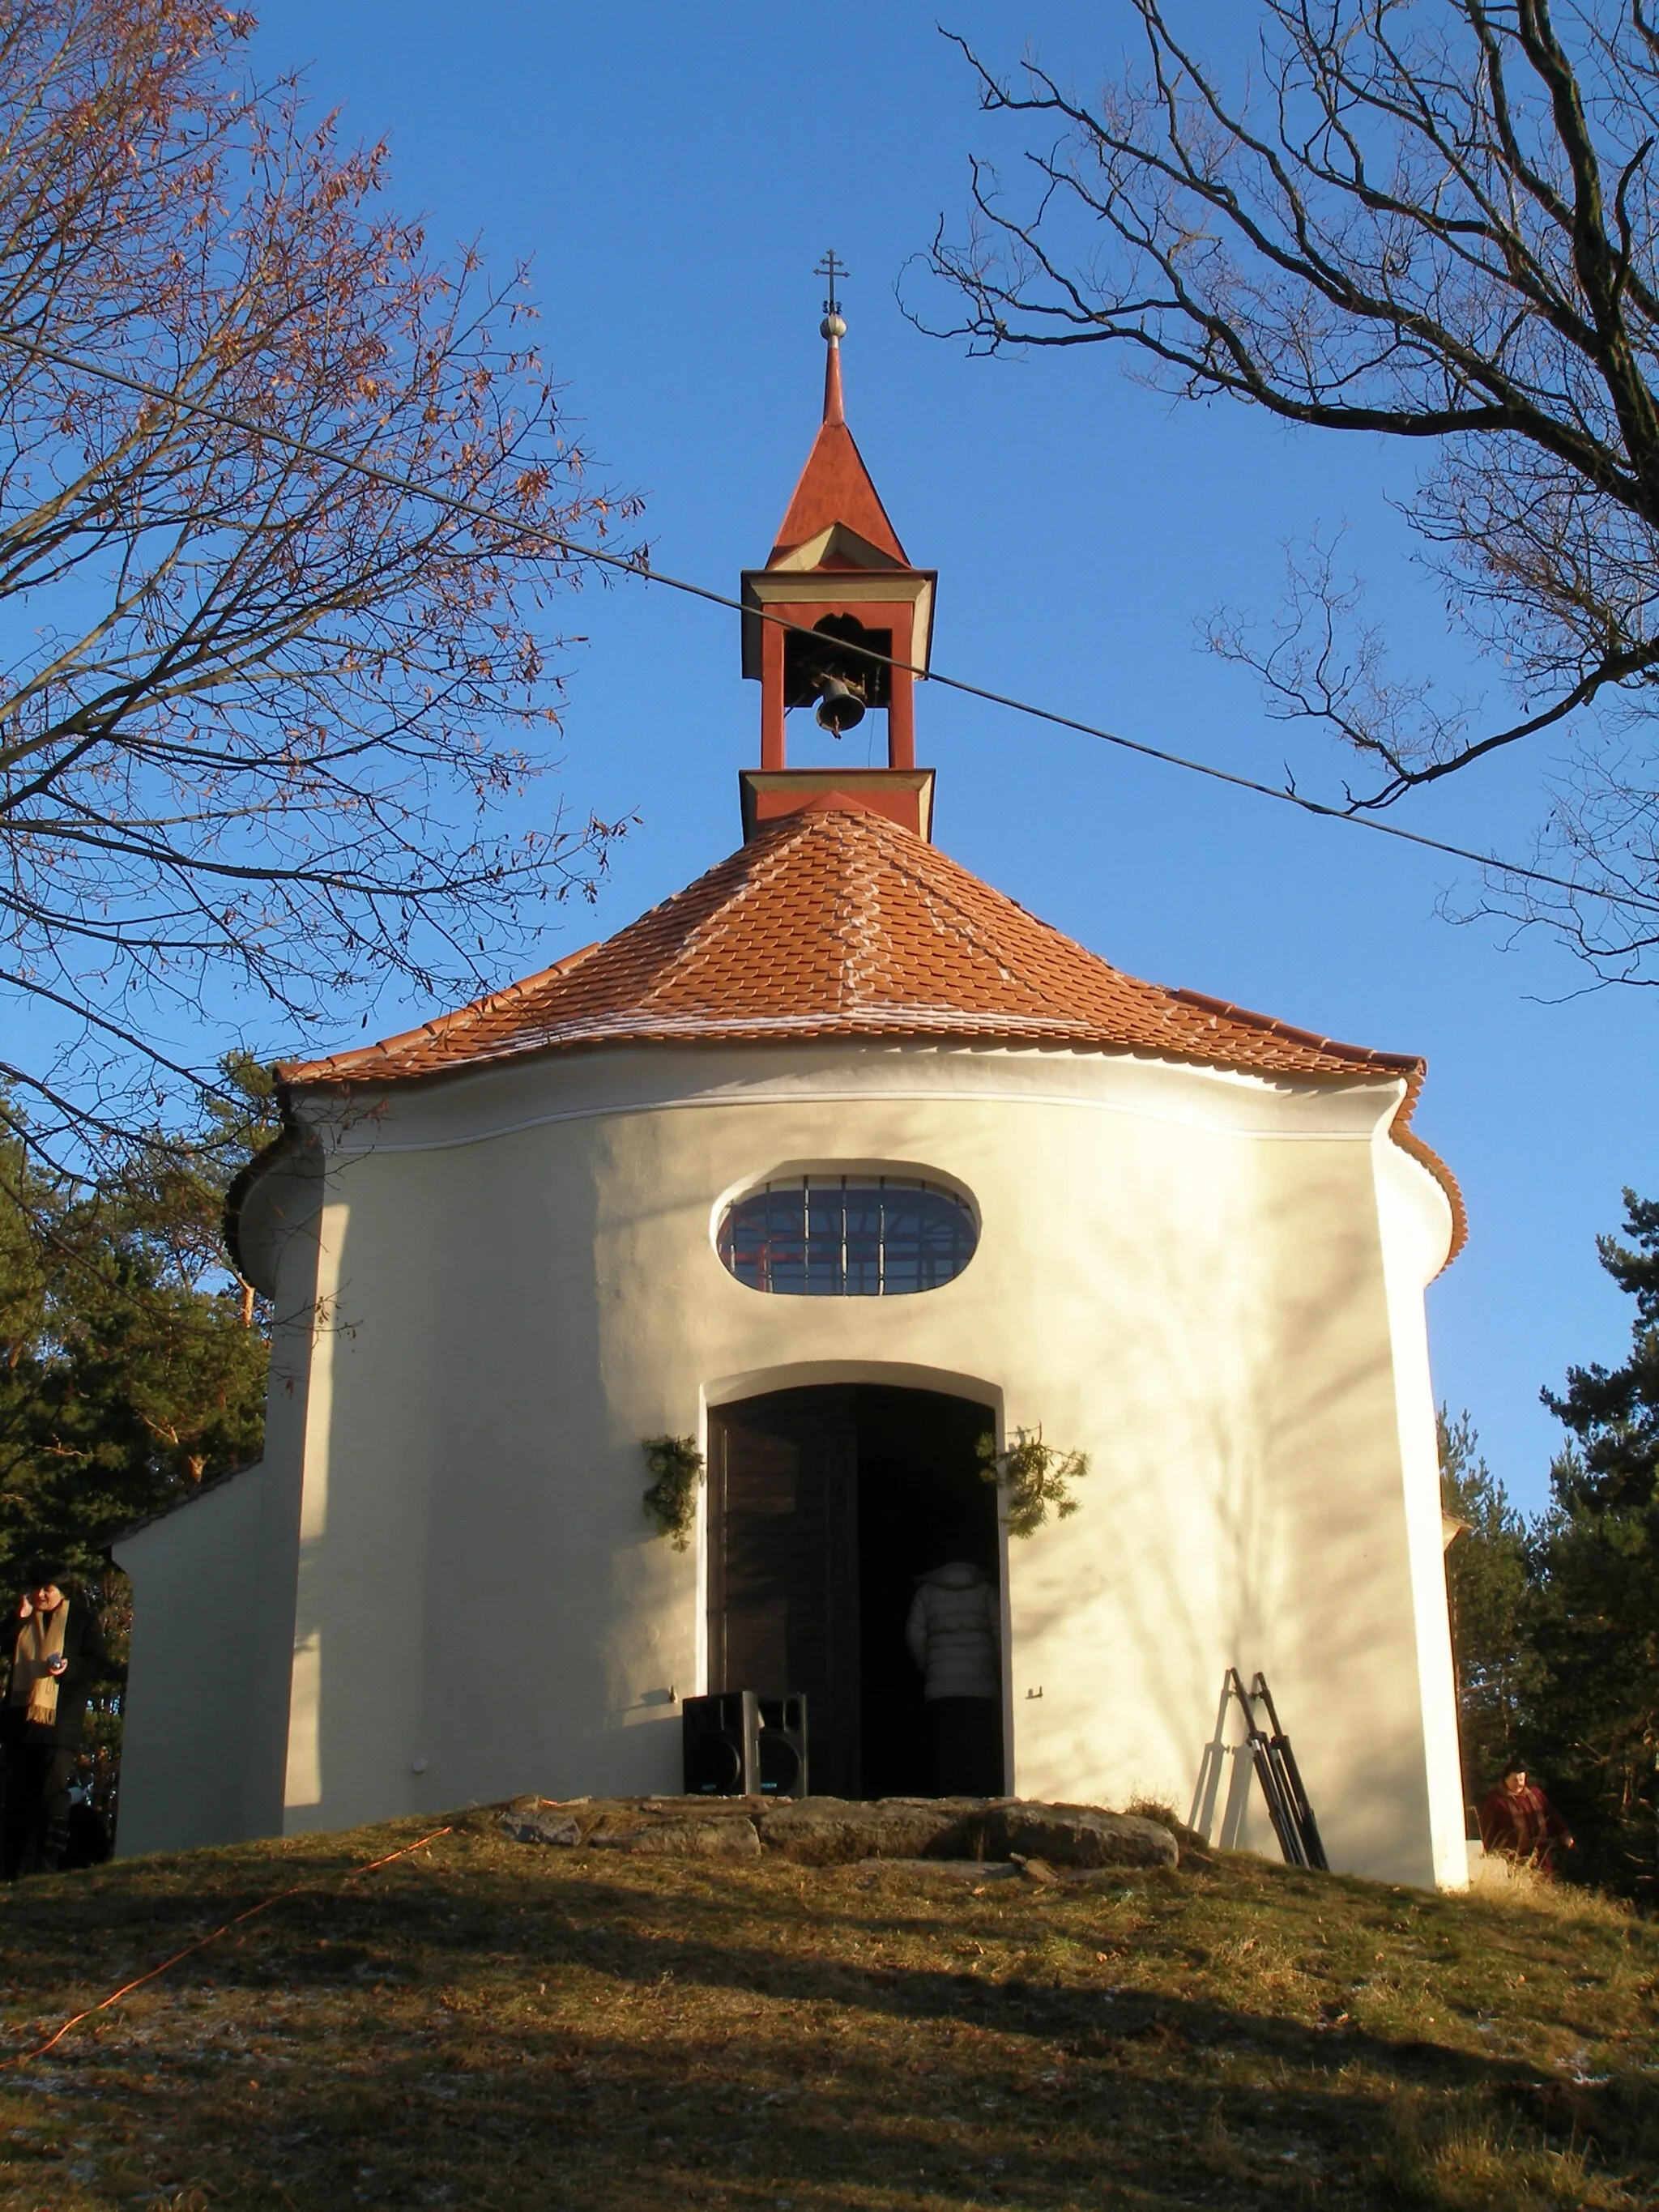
706;1384;1002;1799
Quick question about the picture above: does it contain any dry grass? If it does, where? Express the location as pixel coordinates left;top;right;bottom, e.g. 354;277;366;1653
1469;1854;1633;1924
0;1809;1654;2210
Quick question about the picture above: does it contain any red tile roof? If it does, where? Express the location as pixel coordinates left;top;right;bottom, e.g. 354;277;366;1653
282;799;1464;1256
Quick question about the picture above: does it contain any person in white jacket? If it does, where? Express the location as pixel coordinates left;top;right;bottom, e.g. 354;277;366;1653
905;1561;1003;1796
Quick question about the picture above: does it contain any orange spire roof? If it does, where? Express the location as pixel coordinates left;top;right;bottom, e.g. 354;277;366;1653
280;802;1464;1258
769;327;909;567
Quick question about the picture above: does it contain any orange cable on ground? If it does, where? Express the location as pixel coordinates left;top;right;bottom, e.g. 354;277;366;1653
1;1822;455;2069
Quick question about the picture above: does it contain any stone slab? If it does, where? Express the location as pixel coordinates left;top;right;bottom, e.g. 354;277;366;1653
975;1802;1178;1869
757;1796;988;1866
497;1792;1180;1870
589;1816;761;1858
499;1806;582;1847
758;1796;1177;1869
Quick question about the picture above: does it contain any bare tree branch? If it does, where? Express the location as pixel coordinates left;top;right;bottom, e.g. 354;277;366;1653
913;1;1659;978
0;0;642;1169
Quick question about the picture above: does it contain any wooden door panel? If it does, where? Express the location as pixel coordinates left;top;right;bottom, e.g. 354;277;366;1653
709;1387;859;1796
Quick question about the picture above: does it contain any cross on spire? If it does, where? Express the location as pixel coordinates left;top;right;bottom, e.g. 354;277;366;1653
815;248;848;318
814;251;849;425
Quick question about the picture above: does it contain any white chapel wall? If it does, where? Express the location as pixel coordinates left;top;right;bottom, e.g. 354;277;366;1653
243;1040;1456;1886
115;1461;268;1856
1373;1128;1469;1888
115;1168;322;1856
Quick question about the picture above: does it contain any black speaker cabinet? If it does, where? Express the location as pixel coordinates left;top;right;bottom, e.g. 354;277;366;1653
756;1693;808;1797
682;1691;755;1796
682;1691;808;1798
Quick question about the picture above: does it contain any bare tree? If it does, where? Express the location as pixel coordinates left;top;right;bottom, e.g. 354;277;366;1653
918;1;1659;978
0;0;640;1172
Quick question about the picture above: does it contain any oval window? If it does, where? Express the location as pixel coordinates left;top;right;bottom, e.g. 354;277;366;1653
717;1174;978;1297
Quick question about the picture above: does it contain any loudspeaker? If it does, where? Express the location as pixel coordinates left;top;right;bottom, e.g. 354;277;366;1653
682;1690;808;1798
682;1691;757;1796
756;1693;808;1798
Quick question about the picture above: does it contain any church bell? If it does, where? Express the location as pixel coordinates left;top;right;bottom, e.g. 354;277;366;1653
813;672;866;735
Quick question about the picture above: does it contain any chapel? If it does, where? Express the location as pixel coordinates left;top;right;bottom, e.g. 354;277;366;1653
115;304;1469;1889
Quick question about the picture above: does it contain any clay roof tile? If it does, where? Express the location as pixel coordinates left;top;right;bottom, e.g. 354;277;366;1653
281;803;1465;1259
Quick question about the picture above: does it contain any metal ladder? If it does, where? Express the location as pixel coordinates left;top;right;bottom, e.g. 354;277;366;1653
1226;1669;1329;1871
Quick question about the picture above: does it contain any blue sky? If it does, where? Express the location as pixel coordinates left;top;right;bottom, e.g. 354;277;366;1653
248;1;1659;1513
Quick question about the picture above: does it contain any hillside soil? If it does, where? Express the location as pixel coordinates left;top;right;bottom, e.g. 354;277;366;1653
0;1808;1654;2210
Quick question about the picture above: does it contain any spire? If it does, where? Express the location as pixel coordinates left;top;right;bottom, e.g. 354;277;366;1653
770;258;907;566
822;319;845;428
739;262;939;836
820;248;847;428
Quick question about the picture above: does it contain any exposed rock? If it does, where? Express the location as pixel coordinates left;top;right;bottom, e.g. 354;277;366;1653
590;1816;761;1858
758;1796;991;1865
500;1805;582;1847
757;1796;1177;1869
975;1802;1178;1870
498;1792;1179;1869
635;1795;770;1816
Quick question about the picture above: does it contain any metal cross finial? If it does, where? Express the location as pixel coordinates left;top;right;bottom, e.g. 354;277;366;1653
815;249;849;318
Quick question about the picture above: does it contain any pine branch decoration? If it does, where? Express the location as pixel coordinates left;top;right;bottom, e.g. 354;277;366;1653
641;1434;704;1550
977;1426;1090;1539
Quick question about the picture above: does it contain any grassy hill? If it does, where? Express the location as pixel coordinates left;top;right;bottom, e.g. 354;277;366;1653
0;1809;1654;2210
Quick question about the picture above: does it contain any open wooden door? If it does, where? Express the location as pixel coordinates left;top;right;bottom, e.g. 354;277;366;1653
706;1384;1000;1801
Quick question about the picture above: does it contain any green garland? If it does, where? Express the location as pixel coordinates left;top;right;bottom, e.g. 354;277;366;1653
642;1428;1081;1549
641;1434;704;1550
977;1426;1090;1539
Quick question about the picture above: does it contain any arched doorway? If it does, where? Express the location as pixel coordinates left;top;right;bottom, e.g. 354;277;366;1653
706;1384;1002;1798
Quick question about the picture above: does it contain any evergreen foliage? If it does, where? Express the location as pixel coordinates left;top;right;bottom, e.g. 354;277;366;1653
976;1428;1089;1539
1439;1192;1659;1898
0;1055;275;1818
641;1435;704;1551
1439;1409;1534;1816
0;1059;276;1587
1526;1191;1659;1897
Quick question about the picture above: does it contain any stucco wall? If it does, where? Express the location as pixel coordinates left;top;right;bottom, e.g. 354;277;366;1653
202;1038;1458;1886
114;1183;322;1857
1374;1129;1470;1889
115;1461;268;1856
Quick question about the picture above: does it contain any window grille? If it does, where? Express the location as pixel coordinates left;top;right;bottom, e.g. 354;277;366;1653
716;1176;977;1296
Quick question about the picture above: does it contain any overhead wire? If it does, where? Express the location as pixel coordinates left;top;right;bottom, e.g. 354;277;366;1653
6;334;1657;922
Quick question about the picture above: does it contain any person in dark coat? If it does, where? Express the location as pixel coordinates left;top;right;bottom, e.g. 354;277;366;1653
0;1566;120;1877
1478;1768;1576;1872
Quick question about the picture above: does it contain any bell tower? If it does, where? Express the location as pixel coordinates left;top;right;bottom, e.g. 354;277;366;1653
739;255;937;840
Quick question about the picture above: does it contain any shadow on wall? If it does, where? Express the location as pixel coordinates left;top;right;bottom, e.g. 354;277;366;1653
1009;1140;1286;1791
1192;1680;1252;1847
1012;1149;1427;1879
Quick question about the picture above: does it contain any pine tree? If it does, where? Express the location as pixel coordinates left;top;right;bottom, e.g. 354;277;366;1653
0;1062;275;1821
0;1060;275;1581
1530;1192;1659;1896
1439;1409;1534;1818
